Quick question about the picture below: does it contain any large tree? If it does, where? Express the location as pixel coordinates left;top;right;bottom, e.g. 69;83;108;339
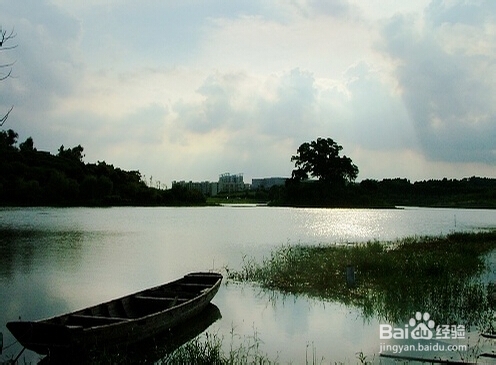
291;137;359;185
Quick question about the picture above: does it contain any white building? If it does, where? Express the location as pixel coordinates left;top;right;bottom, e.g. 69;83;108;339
172;173;247;196
218;173;245;193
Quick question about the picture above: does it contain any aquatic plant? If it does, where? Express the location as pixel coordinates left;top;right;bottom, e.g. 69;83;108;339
164;329;277;365
228;230;496;325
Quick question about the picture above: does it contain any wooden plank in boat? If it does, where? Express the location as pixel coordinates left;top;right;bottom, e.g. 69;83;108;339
134;295;188;302
68;314;130;326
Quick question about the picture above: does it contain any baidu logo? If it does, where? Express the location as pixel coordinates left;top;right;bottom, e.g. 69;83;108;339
379;311;467;355
409;312;435;339
380;311;464;340
380;311;435;339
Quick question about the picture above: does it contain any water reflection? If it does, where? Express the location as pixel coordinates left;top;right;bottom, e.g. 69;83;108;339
211;283;381;363
0;227;109;364
1;207;496;363
0;228;88;279
226;278;496;363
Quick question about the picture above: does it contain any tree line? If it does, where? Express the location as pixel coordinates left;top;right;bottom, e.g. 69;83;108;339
268;137;496;208
1;131;494;207
0;129;205;206
268;175;496;208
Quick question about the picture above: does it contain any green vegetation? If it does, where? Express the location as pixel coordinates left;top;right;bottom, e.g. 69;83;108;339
268;136;496;208
164;331;371;364
214;176;496;209
290;137;359;185
228;230;496;328
358;177;496;208
270;176;496;208
2;129;495;207
0;129;205;206
164;331;276;365
207;190;270;205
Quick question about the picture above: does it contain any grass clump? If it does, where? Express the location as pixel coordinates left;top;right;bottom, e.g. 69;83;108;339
164;330;276;365
228;230;496;325
163;332;225;364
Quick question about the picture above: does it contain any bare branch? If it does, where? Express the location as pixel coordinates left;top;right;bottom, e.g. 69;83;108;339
1;27;16;126
0;27;17;48
0;106;14;126
0;67;13;81
0;60;16;68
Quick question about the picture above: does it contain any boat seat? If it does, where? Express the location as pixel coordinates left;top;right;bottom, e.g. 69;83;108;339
180;283;212;287
68;314;130;326
134;295;188;302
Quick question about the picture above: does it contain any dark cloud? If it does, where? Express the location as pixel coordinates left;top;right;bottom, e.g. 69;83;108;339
426;0;496;26
379;5;496;164
342;62;415;151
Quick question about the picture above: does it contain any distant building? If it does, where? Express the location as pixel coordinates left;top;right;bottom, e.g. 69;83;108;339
172;180;219;196
251;177;287;190
218;173;245;193
173;173;288;196
210;182;219;196
172;173;247;197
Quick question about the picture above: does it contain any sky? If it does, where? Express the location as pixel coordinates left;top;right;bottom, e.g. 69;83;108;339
1;0;495;186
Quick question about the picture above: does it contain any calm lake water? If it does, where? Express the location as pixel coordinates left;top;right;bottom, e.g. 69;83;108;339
1;206;495;363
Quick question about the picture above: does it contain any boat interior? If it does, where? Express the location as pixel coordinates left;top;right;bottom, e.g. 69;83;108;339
47;277;218;329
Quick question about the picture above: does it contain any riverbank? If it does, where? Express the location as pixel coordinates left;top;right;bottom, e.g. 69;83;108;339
269;177;496;209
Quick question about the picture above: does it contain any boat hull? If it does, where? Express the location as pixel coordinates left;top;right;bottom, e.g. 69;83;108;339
7;272;222;355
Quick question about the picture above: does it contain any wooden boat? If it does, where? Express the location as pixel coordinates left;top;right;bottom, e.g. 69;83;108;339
7;272;222;356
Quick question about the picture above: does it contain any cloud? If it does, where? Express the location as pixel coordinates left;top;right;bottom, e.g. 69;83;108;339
1;0;83;149
157;68;323;180
4;1;82;103
2;0;494;185
280;0;352;18
426;0;496;26
338;62;417;151
259;68;318;138
379;1;496;164
164;63;421;181
168;68;321;142
352;147;496;181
